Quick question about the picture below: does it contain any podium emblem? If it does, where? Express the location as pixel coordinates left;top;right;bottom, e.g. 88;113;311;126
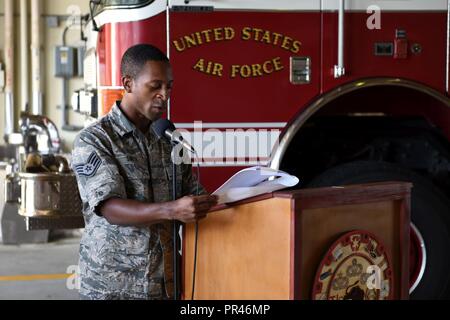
312;230;393;300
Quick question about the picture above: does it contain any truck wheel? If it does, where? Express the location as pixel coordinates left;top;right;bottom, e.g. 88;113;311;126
306;161;450;299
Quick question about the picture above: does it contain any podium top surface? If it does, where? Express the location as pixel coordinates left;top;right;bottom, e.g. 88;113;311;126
210;181;412;212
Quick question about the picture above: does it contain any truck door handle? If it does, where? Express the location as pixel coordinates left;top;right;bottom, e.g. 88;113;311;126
334;0;346;78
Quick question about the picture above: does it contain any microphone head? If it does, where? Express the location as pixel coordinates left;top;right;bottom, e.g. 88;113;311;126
152;118;176;139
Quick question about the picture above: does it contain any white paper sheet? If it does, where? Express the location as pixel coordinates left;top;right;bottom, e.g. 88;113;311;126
212;166;299;204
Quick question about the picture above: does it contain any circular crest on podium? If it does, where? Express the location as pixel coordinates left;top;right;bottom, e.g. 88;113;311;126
312;230;393;300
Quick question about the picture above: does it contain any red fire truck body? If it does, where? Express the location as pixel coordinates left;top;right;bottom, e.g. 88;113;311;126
81;0;450;299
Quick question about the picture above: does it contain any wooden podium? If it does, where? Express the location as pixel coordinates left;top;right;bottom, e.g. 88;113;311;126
182;182;411;300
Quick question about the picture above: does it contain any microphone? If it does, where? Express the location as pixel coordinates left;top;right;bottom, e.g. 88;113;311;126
152;118;196;153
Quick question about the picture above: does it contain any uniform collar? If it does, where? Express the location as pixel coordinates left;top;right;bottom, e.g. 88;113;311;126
110;101;160;142
110;101;141;137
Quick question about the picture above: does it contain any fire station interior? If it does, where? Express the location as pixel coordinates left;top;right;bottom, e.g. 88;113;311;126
0;0;450;302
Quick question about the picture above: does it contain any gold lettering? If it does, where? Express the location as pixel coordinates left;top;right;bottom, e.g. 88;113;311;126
253;28;263;41
251;64;263;77
213;28;223;41
206;61;213;74
184;34;197;48
176;28;301;54
201;29;213;43
231;65;240;78
230;58;283;79
173;39;186;52
281;36;292;51
193;59;206;72
240;65;252;78
291;40;302;53
195;32;203;45
224;27;235;40
241;27;251;40
262;60;274;74
194;59;223;77
212;63;223;77
273;57;284;71
261;31;272;44
272;32;283;46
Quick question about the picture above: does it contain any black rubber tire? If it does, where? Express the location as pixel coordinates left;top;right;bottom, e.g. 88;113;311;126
307;161;450;300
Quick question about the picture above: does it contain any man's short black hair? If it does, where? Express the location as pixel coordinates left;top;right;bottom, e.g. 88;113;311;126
121;44;169;79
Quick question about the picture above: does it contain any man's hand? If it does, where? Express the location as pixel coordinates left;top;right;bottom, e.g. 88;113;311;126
172;195;218;223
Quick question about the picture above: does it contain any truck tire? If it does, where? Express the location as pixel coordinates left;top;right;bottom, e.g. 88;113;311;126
306;161;450;299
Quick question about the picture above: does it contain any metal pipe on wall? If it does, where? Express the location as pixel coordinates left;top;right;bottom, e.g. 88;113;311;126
61;77;68;128
4;0;15;137
20;0;29;114
31;0;43;115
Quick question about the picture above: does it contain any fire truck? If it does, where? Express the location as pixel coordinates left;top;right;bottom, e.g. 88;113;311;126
74;0;450;299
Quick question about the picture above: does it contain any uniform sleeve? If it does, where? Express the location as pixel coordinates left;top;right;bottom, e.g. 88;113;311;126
71;131;126;216
181;162;208;196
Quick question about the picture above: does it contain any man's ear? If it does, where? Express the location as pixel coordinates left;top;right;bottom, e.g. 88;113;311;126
122;76;133;93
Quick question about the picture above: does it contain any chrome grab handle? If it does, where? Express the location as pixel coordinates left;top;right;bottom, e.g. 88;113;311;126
334;0;346;78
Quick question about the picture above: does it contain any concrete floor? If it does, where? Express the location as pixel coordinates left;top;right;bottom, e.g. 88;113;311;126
0;234;81;300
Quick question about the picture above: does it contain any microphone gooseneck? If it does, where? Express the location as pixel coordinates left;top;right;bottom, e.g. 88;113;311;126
152;118;195;153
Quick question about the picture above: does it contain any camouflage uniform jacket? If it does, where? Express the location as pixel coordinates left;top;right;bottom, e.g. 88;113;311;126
71;102;204;300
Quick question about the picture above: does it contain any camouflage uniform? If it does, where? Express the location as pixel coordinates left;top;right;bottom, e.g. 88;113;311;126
71;102;204;300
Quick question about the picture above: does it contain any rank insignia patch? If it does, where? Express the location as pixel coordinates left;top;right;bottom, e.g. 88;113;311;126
312;230;393;300
75;152;102;177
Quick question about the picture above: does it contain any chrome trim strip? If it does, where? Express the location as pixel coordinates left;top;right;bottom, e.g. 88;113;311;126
93;0;154;13
94;0;166;29
270;78;450;170
410;223;427;294
334;0;346;78
446;0;449;93
167;5;171;120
